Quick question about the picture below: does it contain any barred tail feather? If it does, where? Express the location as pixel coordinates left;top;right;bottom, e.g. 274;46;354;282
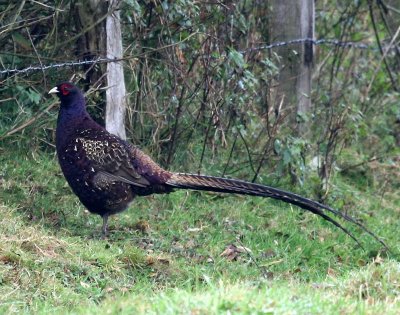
166;173;388;250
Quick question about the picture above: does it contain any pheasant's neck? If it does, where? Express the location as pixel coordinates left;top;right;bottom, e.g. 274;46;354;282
56;104;90;151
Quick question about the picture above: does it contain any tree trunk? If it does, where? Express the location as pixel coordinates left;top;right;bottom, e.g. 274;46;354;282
105;0;127;139
74;0;107;86
74;0;126;139
382;0;400;145
269;0;314;133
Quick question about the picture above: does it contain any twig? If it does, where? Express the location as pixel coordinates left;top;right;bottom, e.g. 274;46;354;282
368;2;398;92
366;24;400;94
236;237;270;279
25;27;46;87
166;85;186;166
0;101;58;140
222;133;238;177
197;111;215;174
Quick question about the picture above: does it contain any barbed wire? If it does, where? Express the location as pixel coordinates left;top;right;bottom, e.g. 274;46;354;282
0;58;115;76
243;38;375;52
0;37;397;77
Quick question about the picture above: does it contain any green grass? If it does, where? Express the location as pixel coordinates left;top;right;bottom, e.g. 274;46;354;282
0;148;399;314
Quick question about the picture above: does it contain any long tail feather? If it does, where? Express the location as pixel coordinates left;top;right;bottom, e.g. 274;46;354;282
166;173;388;250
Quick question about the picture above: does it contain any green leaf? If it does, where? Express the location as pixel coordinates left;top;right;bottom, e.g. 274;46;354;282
228;49;246;69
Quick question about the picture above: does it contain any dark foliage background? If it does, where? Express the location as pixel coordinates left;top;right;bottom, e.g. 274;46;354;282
0;0;399;202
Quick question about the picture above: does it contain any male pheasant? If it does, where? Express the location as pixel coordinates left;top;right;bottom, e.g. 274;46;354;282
49;82;386;249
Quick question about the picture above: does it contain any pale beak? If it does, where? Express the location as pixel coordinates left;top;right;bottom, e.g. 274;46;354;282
48;86;59;94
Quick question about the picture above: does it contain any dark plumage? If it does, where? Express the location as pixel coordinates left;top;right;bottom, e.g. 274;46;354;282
50;82;386;249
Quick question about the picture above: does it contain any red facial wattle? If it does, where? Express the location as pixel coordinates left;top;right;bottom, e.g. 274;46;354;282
60;84;72;96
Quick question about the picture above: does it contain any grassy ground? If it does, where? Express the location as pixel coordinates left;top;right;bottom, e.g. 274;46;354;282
0;148;399;314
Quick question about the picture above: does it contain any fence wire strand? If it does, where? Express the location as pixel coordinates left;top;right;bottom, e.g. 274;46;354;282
0;38;397;76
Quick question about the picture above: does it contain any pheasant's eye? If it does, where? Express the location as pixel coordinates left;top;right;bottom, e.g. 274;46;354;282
60;84;72;96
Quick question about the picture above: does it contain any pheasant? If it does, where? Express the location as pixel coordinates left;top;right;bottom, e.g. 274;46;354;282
49;82;386;249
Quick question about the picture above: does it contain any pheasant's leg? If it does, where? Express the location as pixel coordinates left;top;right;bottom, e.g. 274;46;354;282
101;214;109;238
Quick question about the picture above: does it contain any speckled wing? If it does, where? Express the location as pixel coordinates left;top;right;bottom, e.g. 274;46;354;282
70;128;150;188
